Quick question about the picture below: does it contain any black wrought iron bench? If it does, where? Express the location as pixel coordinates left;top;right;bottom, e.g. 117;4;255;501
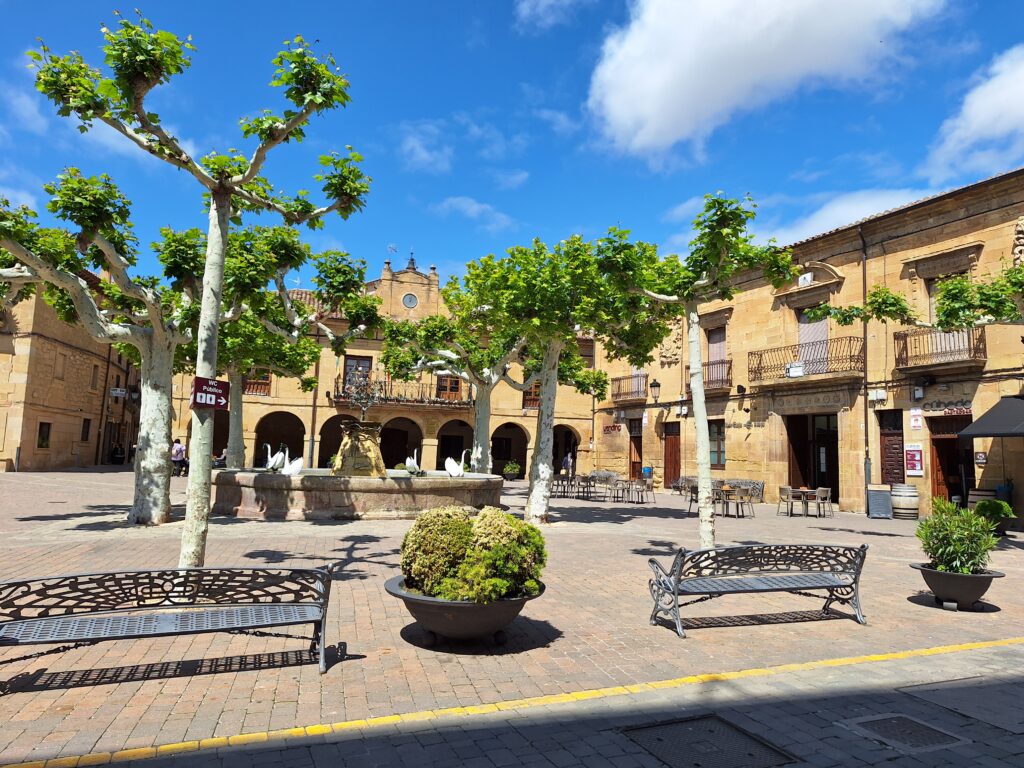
648;544;867;637
0;567;332;673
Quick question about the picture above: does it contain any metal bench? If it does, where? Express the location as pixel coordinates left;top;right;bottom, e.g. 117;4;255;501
648;544;867;637
0;567;332;673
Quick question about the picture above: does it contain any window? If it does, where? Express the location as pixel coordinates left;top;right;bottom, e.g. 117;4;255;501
435;375;462;400
37;422;51;449
522;380;541;409
343;355;372;383
709;420;726;469
91;364;99;389
577;338;595;369
81;418;92;442
705;326;726;362
55;352;67;380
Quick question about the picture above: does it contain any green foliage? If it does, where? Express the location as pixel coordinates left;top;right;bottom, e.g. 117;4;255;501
399;507;474;596
270;35;350;111
973;499;1016;527
502;461;521;475
917;498;998;574
807;285;916;326
394;463;407;471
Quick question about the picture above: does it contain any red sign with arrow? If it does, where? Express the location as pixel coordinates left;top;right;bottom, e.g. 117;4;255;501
190;376;230;410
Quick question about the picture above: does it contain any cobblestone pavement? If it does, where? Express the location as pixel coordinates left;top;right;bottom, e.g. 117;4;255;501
0;469;1022;766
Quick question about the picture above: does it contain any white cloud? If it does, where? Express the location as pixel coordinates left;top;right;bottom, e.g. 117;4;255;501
0;184;37;209
0;164;43;210
923;44;1024;183
456;114;528;161
515;0;592;31
432;196;515;233
2;85;48;135
494;169;529;190
588;0;944;158
397;121;453;174
662;196;704;224
766;188;935;245
534;108;580;136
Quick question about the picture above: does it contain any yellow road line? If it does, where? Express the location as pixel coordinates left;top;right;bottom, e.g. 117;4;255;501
5;635;1023;768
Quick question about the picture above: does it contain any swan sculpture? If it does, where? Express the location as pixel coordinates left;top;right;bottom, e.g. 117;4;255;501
264;442;287;472
405;449;419;473
282;455;304;475
444;449;470;478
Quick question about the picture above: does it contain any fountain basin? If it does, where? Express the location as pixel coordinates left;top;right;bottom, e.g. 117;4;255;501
211;469;503;521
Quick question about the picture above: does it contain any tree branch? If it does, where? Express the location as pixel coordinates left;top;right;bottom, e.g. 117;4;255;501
232;104;317;186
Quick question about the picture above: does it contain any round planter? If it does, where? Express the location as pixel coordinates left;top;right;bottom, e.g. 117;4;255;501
910;563;1004;610
384;575;544;644
502;473;518;481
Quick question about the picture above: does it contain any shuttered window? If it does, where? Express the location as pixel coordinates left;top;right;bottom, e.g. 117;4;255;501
706;326;726;362
797;309;828;374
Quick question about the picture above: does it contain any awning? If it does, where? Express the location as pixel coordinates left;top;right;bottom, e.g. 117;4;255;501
958;395;1024;439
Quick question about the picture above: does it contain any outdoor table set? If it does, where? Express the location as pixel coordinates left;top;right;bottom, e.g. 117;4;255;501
552;474;653;503
777;486;835;517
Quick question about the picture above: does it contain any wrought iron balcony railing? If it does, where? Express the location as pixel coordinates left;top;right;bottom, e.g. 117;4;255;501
611;373;649;402
332;375;472;407
748;336;865;383
894;326;986;369
685;359;733;392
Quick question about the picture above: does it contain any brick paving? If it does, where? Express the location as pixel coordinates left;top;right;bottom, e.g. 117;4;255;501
0;469;1022;766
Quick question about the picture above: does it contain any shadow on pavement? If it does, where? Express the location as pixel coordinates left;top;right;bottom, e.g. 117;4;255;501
905;592;1002;613
398;617;563;656
243;535;401;581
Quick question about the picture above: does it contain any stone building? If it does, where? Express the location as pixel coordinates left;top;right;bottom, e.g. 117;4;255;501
0;292;139;471
169;257;596;475
594;168;1024;513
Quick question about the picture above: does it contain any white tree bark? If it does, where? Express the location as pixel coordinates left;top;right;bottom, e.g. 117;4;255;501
525;341;563;524
226;366;245;469
128;336;175;525
180;191;231;567
687;301;716;550
470;377;493;473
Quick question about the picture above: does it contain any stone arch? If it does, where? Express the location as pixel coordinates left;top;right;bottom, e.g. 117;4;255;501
381;417;424;469
436;418;474;470
254;412;306;467
318;413;357;468
553;424;581;473
491;422;529;478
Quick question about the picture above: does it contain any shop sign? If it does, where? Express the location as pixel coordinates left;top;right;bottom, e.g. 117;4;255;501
904;443;924;477
920;398;972;416
109;387;127;399
975;451;988;466
602;424;622;434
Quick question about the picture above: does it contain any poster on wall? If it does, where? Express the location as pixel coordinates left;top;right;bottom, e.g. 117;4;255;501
904;443;924;477
909;408;923;430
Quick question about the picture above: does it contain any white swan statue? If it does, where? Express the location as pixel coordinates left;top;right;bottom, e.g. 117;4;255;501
405;449;419;473
265;442;287;472
282;454;304;475
444;449;470;478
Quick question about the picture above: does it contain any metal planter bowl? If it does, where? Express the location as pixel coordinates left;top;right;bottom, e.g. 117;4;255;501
910;563;1004;611
384;575;544;644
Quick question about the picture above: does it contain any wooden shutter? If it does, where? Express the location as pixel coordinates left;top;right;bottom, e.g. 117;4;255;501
706;326;726;362
797;310;828;373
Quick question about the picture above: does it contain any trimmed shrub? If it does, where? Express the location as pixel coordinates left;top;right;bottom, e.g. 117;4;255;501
394;463;407;471
502;461;521;475
400;507;473;595
973;499;1015;528
917;498;998;575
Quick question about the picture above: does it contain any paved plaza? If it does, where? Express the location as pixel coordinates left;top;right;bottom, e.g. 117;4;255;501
0;469;1022;767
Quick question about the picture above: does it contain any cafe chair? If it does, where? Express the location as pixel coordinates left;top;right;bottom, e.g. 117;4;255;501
777;486;795;516
815;487;835;518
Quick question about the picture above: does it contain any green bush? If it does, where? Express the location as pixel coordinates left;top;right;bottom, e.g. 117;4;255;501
917;498;998;575
973;499;1015;527
394;463;407;471
502;461;521;475
400;507;473;595
400;506;546;603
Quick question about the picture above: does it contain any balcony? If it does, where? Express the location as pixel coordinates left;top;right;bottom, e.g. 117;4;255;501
685;359;733;393
748;336;865;385
332;375;472;408
611;373;648;402
894;326;986;371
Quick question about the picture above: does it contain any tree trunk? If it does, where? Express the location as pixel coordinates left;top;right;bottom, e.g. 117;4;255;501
687;300;716;550
226;366;245;469
180;191;231;567
470;378;493;473
128;337;175;525
525;341;562;524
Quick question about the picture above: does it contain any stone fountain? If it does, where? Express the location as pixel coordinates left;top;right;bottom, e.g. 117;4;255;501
211;369;501;521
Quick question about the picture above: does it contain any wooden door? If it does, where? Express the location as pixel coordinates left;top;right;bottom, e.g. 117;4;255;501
813;414;839;499
786;415;811;488
663;422;680;488
628;418;643;480
928;416;973;501
880;432;905;485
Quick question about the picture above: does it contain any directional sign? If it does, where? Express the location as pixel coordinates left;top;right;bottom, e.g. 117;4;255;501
190;376;230;410
109;387;128;399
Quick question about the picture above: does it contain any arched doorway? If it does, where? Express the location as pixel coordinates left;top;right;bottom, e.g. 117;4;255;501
553;424;580;474
436;419;474;470
491;422;528;477
380;417;423;469
318;414;357;468
254;412;306;467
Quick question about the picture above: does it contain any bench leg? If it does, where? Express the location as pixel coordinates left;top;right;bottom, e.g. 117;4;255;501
312;621;327;674
648;580;686;638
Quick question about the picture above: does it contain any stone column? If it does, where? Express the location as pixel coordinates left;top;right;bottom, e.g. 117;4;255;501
420;438;439;473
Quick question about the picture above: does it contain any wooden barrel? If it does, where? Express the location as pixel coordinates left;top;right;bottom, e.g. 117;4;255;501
891;483;919;520
968;488;997;510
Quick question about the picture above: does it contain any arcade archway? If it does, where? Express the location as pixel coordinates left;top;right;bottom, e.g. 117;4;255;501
436;419;474;470
491;422;529;477
253;412;306;467
381;417;423;469
553;424;580;474
318;414;357;468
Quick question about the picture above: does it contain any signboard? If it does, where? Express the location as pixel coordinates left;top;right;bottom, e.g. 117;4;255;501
975;451;988;466
109;387;127;398
190;376;229;410
904;443;924;477
602;424;622;434
909;408;923;430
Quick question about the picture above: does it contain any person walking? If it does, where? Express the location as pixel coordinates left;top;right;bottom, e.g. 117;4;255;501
171;438;186;477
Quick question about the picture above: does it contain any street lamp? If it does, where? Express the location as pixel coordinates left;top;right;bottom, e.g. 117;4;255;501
649;378;661;403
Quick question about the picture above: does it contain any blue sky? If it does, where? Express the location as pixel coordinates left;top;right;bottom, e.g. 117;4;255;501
1;0;1023;286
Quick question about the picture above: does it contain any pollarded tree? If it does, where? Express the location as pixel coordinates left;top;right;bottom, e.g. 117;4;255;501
465;230;677;523
31;13;370;566
599;197;796;549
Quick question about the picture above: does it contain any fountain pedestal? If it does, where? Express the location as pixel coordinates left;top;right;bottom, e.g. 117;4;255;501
331;421;386;478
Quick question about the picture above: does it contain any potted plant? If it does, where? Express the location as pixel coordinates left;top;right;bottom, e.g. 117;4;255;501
910;498;1004;610
973;498;1016;536
385;506;546;644
501;461;521;481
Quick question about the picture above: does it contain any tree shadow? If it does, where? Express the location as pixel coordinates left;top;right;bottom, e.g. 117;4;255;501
397;617;562;656
68;504;187;530
631;539;680;557
995;532;1024;551
0;644;361;696
812;526;911;538
242;534;400;581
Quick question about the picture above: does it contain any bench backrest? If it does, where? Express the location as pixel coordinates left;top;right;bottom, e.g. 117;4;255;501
0;567;331;622
673;544;867;581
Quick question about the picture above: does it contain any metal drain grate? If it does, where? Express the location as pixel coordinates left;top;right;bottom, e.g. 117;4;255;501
621;715;795;768
840;713;970;753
